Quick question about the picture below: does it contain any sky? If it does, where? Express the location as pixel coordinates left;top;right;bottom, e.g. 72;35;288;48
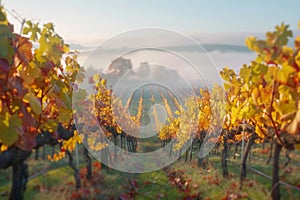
3;0;300;46
2;0;300;87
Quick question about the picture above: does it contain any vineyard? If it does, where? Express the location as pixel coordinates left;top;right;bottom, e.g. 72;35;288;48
0;4;300;200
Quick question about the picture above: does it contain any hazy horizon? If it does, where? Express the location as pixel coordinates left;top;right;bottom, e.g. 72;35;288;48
3;1;299;92
3;0;300;45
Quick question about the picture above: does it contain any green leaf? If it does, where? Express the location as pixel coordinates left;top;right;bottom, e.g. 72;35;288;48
275;23;293;46
39;119;57;133
0;38;10;57
26;21;32;27
24;92;42;115
76;72;85;83
22;26;30;35
61;89;72;110
0;26;14;62
57;110;72;124
72;88;87;109
254;63;268;74
0;113;22;146
0;8;7;22
23;21;40;41
47;44;62;65
0;24;14;37
44;23;54;31
239;65;250;83
28;63;41;78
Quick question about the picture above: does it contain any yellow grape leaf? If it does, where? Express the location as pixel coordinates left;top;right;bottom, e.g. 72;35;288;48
48;152;65;162
254;138;263;144
63;44;69;53
271;111;280;122
24;92;42;115
65;64;74;74
251;87;259;105
100;79;106;85
274;101;295;117
281;46;294;62
255;126;265;139
277;70;288;83
258;116;267;124
240;106;249;118
11;102;20;113
295;51;300;68
116;126;122;134
0;144;8;152
286;103;300;135
245;36;256;51
65;56;72;66
281;63;296;77
62;131;80;151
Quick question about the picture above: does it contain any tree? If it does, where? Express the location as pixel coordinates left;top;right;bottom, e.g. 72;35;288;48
0;6;85;199
221;22;300;200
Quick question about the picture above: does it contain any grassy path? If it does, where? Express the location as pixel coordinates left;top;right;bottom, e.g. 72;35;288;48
1;144;299;199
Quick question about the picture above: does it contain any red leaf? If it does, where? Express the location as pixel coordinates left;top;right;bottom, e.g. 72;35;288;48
15;130;37;151
143;180;152;185
0;58;10;73
14;36;33;66
73;83;78;91
8;76;28;97
130;179;138;189
88;76;94;84
41;61;55;76
119;194;132;200
20;104;36;127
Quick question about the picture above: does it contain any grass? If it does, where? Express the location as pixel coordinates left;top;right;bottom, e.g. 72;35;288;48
135;170;183;200
24;166;74;200
170;158;271;200
0;144;85;200
0;144;299;199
